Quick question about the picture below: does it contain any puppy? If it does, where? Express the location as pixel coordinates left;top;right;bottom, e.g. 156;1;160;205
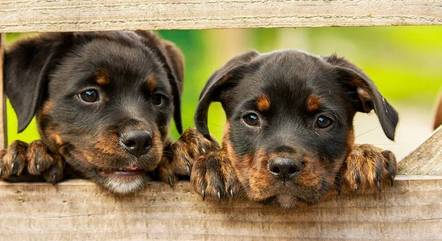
190;50;398;207
1;31;186;194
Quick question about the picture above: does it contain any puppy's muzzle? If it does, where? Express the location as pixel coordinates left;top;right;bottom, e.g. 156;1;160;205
268;157;304;181
119;130;152;157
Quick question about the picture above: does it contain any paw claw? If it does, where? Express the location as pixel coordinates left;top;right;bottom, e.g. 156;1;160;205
376;178;381;191
389;176;395;186
217;191;221;200
168;176;175;187
354;172;361;190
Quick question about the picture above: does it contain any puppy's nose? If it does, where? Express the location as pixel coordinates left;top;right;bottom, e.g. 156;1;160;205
268;158;303;180
120;130;152;157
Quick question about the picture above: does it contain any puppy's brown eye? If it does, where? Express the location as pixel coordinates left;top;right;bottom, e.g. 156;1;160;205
79;89;99;103
315;114;334;129
242;112;260;127
152;93;165;106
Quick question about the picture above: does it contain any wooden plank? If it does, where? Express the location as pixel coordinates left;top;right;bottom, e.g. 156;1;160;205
398;127;442;175
0;34;6;148
0;0;442;32
0;176;441;241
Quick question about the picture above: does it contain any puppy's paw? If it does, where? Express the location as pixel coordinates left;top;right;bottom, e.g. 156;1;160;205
191;151;241;200
0;140;28;178
0;140;64;183
157;129;220;186
172;128;219;176
41;153;64;183
156;157;178;187
342;144;397;192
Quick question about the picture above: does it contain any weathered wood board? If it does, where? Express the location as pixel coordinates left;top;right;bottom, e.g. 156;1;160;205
0;176;441;241
399;126;442;176
0;34;6;149
1;0;442;32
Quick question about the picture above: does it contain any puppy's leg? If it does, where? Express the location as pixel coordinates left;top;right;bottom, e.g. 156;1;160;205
191;149;241;200
0;140;64;183
157;128;219;185
340;144;397;192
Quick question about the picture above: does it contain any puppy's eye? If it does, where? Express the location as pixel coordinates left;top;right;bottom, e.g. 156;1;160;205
242;112;260;127
315;114;334;129
79;89;99;103
152;93;166;106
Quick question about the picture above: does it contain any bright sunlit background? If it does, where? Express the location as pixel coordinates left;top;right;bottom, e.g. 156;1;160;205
5;27;442;160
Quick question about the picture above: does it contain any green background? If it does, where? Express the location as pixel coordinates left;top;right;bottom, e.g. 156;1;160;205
5;27;442;144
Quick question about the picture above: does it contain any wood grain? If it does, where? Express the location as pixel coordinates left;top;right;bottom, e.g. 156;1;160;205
0;34;6;148
0;176;441;241
399;127;442;175
0;0;442;32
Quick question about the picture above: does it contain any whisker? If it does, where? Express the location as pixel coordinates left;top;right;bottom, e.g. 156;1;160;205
356;126;382;138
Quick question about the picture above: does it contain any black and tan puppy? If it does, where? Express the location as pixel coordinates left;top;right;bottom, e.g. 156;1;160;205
1;31;187;194
190;50;398;207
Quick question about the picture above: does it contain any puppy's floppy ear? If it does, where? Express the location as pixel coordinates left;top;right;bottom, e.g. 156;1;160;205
4;33;71;133
135;30;185;134
195;51;259;140
324;55;399;140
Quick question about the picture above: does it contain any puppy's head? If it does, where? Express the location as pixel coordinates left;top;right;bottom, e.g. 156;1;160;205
195;50;398;207
5;31;184;194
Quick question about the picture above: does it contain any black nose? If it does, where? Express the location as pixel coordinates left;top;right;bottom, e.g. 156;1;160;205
268;158;303;180
120;130;152;157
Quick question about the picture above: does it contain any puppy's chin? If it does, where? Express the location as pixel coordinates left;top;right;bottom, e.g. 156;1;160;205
98;173;149;195
245;178;331;208
275;194;299;208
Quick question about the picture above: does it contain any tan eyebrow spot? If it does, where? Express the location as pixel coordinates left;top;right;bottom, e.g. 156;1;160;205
256;95;271;112
306;95;320;112
96;69;109;86
146;74;157;92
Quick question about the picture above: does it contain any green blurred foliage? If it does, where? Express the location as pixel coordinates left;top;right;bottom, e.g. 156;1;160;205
5;27;442;144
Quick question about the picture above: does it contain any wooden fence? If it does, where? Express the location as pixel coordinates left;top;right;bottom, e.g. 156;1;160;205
0;1;441;240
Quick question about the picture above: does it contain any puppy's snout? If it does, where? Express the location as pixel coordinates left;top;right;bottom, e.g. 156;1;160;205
268;158;303;180
120;130;152;157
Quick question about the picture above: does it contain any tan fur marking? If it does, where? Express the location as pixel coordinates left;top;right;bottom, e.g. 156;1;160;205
346;128;355;155
51;133;63;145
306;95;320;112
94;134;120;155
96;69;109;86
41;101;54;115
256;95;270;112
146;74;157;92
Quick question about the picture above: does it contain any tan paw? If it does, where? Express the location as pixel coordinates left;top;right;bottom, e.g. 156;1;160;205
191;151;241;200
0;140;28;178
342;144;397;192
157;128;219;186
0;140;64;183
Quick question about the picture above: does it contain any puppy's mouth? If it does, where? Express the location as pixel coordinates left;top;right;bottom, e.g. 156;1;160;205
99;167;145;176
